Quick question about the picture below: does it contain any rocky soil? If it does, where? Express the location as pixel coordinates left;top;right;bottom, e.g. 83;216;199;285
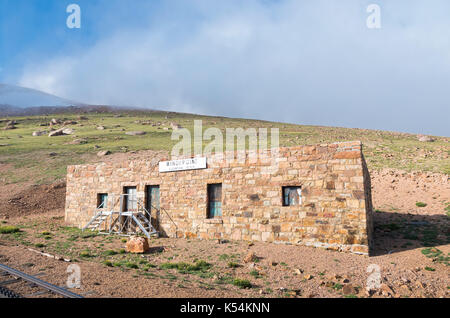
0;167;448;298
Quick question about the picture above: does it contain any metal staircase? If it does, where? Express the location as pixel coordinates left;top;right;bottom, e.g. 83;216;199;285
82;194;159;239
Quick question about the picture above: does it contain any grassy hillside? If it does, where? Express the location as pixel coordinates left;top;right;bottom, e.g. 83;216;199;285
0;110;448;185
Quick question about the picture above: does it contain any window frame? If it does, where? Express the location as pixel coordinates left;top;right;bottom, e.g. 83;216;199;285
207;183;223;219
282;186;302;207
97;193;108;209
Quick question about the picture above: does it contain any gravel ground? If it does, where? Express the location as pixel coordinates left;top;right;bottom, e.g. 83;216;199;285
0;168;448;298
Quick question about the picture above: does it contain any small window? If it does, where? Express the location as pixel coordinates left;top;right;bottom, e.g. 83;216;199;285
207;183;222;218
97;193;108;209
282;186;302;206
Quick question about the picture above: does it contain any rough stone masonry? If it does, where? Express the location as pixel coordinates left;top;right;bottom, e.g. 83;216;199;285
65;141;374;255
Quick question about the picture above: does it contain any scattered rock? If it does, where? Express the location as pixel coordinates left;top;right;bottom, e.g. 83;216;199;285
170;122;182;130
267;259;278;267
125;237;149;254
243;252;257;263
398;284;411;297
417;135;435;142
50;118;61;125
293;268;304;275
32;131;47;137
303;274;313;280
379;283;395;297
97;126;105;130
62;128;74;135
325;281;335;288
3;123;16;130
342;284;356;295
48;128;66;137
97;150;111;157
67;138;88;145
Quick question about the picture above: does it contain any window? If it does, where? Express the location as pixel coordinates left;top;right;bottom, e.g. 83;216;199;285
282;186;302;206
207;184;222;218
97;193;108;209
123;187;137;211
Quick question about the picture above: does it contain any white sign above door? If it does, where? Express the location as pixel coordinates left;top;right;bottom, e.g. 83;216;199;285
159;157;207;173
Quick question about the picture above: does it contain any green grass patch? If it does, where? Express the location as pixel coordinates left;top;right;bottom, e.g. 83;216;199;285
79;250;93;258
0;226;21;234
2;111;449;186
415;202;427;208
103;260;113;267
232;279;252;289
104;250;118;256
249;269;261;279
421;247;449;266
159;260;211;274
125;262;139;269
227;262;240;268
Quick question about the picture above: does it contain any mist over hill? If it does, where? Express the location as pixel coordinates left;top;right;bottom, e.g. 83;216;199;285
0;83;82;109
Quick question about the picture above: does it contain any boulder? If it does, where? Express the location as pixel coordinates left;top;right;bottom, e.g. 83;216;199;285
62;128;74;135
3;124;16;130
417;135;435;142
125;237;149;253
48;128;66;137
50;118;61;125
97;150;111;157
170;122;182;130
125;131;146;136
97;126;105;130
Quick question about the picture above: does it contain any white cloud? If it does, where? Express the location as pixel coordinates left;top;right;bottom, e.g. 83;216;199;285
19;0;450;136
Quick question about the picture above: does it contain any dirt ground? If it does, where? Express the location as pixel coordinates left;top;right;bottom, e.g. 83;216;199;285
0;168;448;298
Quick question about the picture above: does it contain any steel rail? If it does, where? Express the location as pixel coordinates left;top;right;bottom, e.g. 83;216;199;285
0;263;83;298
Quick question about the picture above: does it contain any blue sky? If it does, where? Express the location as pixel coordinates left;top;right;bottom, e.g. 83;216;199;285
0;0;449;136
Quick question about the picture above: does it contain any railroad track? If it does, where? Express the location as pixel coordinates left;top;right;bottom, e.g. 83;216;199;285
0;263;83;298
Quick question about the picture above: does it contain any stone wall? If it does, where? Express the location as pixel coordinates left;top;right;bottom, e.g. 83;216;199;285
65;141;374;255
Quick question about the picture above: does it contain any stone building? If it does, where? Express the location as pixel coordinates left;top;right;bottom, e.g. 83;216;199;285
65;141;374;255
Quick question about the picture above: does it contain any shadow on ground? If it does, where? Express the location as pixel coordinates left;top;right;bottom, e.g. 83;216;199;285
371;211;450;257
